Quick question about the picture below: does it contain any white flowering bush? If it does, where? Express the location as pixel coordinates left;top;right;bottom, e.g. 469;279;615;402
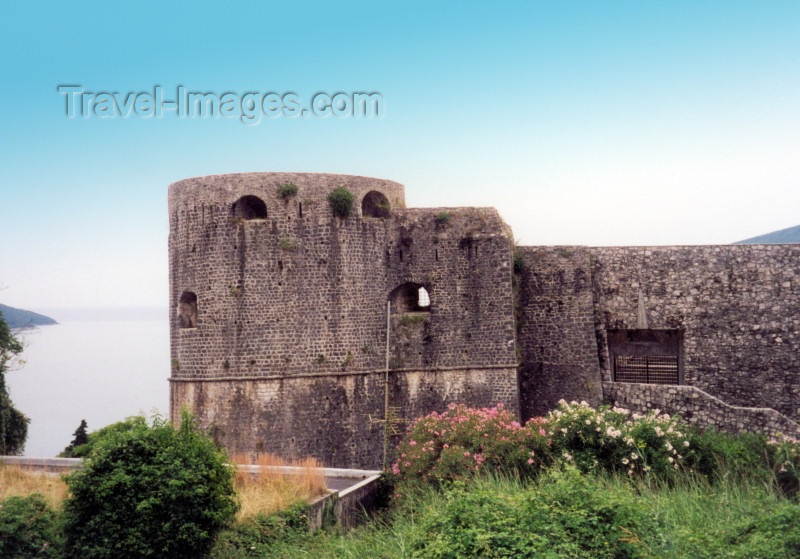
391;401;800;492
545;400;691;478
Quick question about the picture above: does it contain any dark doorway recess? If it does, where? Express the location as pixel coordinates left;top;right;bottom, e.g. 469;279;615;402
178;291;198;328
361;190;391;218
232;195;268;220
608;329;683;385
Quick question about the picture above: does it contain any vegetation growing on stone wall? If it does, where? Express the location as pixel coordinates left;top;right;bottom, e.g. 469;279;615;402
279;237;297;250
512;251;525;274
434;212;450;226
327;186;354;218
341;351;353;367
400;314;425;326
277;182;298;200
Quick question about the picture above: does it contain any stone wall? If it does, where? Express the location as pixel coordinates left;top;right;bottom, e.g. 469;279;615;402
168;172;800;467
170;367;518;468
603;381;800;439
169;173;405;382
515;246;603;419
591;245;800;419
169;173;519;468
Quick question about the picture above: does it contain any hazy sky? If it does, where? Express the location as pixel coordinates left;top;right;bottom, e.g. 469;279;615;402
1;0;798;311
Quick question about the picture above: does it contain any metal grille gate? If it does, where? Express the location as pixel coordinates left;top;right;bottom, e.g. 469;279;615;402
613;354;679;384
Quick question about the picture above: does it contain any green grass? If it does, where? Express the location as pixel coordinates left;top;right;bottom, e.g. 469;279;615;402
209;469;800;558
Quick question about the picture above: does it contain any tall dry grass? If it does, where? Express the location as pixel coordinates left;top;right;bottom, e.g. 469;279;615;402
0;463;68;508
0;454;327;519
231;453;328;520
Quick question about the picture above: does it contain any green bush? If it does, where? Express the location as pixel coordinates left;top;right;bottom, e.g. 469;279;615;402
211;502;309;559
685;427;771;484
58;416;148;458
327;186;354;218
0;494;63;558
411;468;654;559
62;412;239;559
725;501;800;558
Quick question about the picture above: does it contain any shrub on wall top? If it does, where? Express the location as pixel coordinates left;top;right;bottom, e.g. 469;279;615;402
327;186;355;218
61;412;239;559
277;182;298;200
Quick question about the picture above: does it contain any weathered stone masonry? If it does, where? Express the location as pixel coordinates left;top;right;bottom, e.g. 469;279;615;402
170;173;800;469
170;173;518;468
591;245;800;422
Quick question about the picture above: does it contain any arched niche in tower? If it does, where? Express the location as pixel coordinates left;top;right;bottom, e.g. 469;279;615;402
361;190;391;218
390;282;431;314
232;195;268;220
178;291;198;328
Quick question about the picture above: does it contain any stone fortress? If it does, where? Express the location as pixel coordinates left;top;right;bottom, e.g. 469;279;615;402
169;173;800;468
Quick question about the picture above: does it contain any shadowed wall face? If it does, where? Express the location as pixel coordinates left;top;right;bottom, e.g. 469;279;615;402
514;247;603;420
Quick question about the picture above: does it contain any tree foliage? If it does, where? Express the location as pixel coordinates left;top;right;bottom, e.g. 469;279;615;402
59;419;89;457
62;412;239;559
0;311;28;455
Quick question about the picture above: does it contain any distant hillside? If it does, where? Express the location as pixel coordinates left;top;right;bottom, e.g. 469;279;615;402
735;224;800;244
0;304;58;328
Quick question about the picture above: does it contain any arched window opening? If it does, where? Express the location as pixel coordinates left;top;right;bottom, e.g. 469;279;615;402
232;195;268;220
361;190;391;218
390;282;431;313
418;287;430;309
178;291;198;328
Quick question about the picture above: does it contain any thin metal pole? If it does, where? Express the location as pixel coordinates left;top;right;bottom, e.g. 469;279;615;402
383;300;391;468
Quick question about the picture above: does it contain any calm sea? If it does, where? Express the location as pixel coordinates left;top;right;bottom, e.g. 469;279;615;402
6;307;170;457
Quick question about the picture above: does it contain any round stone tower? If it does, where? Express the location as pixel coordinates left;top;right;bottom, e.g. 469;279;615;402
168;172;519;468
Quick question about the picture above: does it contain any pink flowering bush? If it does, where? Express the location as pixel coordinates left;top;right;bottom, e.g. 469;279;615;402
392;401;800;492
392;403;549;487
